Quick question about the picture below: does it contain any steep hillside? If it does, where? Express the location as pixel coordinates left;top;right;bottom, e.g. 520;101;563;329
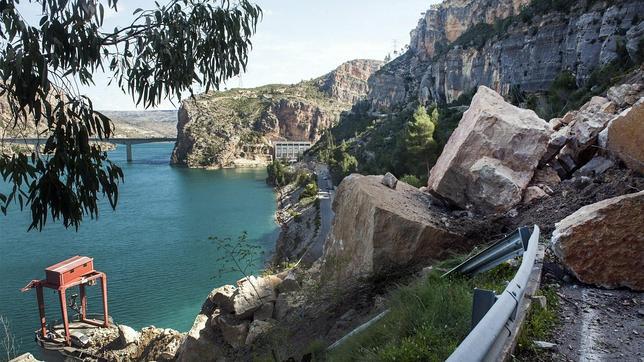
369;0;643;108
171;59;383;168
313;0;643;184
100;110;177;138
0;104;177;142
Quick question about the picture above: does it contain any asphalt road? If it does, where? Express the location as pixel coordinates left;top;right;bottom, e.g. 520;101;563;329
302;164;334;264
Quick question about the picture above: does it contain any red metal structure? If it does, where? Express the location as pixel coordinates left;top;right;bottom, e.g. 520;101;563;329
22;256;109;346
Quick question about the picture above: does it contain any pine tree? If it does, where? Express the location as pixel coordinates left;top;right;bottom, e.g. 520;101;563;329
405;105;438;176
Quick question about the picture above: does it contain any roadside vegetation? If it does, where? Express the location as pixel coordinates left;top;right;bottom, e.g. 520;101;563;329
513;286;559;361
325;259;517;361
266;160;315;188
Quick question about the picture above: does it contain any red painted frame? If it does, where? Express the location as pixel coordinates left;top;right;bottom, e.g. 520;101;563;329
22;256;109;347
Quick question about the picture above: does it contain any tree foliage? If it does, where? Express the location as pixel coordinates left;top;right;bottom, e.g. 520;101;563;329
404;105;437;175
0;0;261;230
266;159;291;187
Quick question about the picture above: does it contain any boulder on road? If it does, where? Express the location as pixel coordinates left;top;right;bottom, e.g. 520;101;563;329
607;99;644;174
566;97;613;155
574;156;614;177
551;191;644;291
427;86;551;213
322;174;475;282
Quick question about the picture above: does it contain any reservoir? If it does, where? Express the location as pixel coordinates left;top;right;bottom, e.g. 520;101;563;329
0;143;279;357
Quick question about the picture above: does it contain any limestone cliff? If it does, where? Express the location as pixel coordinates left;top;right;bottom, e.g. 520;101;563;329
171;59;383;168
368;0;644;109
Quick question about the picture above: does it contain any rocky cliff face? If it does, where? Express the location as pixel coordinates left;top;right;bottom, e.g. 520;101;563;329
171;59;383;168
368;0;644;109
315;59;385;104
410;0;529;59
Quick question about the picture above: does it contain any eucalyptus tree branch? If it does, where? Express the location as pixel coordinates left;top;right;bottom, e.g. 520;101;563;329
0;0;262;230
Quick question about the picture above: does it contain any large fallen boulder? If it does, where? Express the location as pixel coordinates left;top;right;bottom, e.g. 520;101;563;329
551;191;644;291
607;99;644;174
321;174;475;282
427;86;551;213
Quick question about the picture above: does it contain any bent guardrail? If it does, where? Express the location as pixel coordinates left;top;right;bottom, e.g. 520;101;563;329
443;227;532;277
446;224;541;362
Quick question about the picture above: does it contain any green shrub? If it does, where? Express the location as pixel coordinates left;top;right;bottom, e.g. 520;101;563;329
400;175;423;188
514;286;559;360
294;170;315;188
266;160;293;187
299;182;319;201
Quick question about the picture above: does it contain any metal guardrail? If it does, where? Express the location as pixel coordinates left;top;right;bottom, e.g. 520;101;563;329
446;225;541;362
443;227;531;277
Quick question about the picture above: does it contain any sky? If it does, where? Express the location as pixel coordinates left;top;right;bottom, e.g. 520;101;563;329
22;1;440;110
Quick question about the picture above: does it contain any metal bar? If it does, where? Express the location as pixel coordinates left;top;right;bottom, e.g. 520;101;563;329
446;225;540;362
59;289;71;346
36;286;47;338
327;310;390;351
471;288;497;329
443;227;531;277
80;284;87;321
101;274;109;327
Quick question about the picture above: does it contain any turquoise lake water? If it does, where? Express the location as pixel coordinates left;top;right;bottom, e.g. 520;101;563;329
0;143;278;357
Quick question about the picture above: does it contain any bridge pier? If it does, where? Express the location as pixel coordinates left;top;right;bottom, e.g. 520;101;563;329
126;143;133;162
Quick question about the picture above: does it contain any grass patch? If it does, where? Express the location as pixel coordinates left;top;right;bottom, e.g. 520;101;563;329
513;286;559;361
325;260;517;361
299;195;318;207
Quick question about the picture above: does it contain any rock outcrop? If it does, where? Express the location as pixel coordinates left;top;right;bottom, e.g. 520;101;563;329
607;99;644;174
427;86;551;213
171;59;383;168
176;314;222;362
551;191;644;291
368;1;643;109
321;174;476;282
540;81;643;177
175;272;304;357
315;59;384;104
67;324;184;361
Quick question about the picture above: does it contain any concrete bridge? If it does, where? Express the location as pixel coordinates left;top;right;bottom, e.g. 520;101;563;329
5;137;176;162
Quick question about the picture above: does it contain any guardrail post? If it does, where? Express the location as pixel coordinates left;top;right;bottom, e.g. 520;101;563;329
471;288;498;329
447;225;541;362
